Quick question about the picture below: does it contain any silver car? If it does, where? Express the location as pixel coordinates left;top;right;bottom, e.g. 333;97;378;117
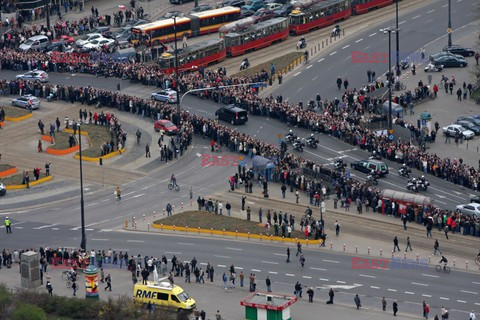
456;203;480;217
16;70;49;83
11;95;41;110
0;182;6;196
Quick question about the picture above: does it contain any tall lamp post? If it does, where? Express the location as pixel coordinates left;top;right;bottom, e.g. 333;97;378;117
78;126;86;250
447;0;452;46
173;15;181;127
381;27;399;130
395;0;400;76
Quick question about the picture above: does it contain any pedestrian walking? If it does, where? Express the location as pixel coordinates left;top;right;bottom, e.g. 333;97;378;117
299;253;305;268
393;301;398;316
266;276;272;292
327;288;334;304
354;294;361;309
296;242;302;256
424;303;430;319
307;287;314;302
433;239;442;255
72;280;78;296
239;271;244;287
4;217;12;234
295;190;299;203
46;281;53;296
222;272;228;289
334;220;340;236
286;247;290;263
393;236;400;252
281;184;286;198
405;237;412;252
382;297;387;311
105;274;112;291
367;69;372;82
145;144;151;157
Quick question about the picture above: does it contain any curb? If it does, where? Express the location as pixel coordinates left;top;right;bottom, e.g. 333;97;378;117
0;166;17;178
0;121;4;128
5;175;53;190
73;147;126;162
4;113;33;122
41;135;54;143
47;145;80;155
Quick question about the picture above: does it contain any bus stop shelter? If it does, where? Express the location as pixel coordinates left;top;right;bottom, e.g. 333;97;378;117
240;292;297;320
380;189;433;214
240;155;276;181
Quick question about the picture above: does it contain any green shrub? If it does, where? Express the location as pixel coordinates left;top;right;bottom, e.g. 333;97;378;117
13;303;47;320
57;298;99;319
0;284;10;312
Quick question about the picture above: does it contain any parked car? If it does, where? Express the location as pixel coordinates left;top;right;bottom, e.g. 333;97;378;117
113;26;132;39
264;2;282;10
154;119;178;135
443;45;475;57
251;8;276;22
219;0;245;7
430;51;464;62
16;70;49;83
432;55;467;68
76;33;103;47
44;42;73;54
240;9;255;17
350;159;389;176
52;35;75;44
442;124;475;139
456;120;480;135
81;38;115;51
274;3;293;16
11;95;41;110
19;35;49;51
190;4;213;13
151;89;178;103
215;105;248;125
90;26;111;36
457;116;480;127
125;19;149;27
0;182;5;196
455;203;480;217
243;0;265;12
470;197;480;204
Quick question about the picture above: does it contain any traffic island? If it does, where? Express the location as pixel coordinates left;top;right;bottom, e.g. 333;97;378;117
150;210;320;245
0;172;52;190
42;132;80;155
1;106;33;122
0;164;17;178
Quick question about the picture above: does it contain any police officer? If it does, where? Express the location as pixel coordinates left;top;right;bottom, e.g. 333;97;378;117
4;217;12;234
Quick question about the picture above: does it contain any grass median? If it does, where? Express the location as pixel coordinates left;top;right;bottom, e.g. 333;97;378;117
75;124;117;158
154;210;304;238
0;171;47;186
49;132;78;150
233;52;304;78
1;105;32;118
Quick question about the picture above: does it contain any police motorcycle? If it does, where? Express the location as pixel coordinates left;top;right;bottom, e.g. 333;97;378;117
400;59;409;70
416;175;430;191
369;151;382;160
305;134;318;149
366;170;379;185
334;159;347;171
240;58;250;70
398;164;411;178
292;137;304;152
424;62;443;72
285;130;297;144
297;36;307;50
331;25;341;37
407;178;419;192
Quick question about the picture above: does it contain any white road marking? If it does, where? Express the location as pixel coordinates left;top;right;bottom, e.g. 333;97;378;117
412;15;421;19
399;20;406;25
359;274;376;279
217;264;226;268
269;271;278;275
214;255;231;259
439;297;449;300
344;56;350;61
473;282;480;285
405;291;415;295
323;259;339;264
329;51;337;56
370;286;380;289
312;76;318;81
476;303;480;306
411;282;429;287
14;227;24;229
296;87;303;92
127;240;145;243
461;290;478;295
422;294;432;297
355;39;363;43
91;238;109;241
236;267;243;270
225;247;242;251
336;281;346;284
369;33;377;37
33;223;59;230
318;58;324;63
435;194;446;199
306;65;312;69
51;228;59;230
178;242;194;245
294;72;301;76
457;300;466;303
251;269;261;272
363;46;370;50
100;199;109;203
342;45;350;49
262;261;279;265
442;4;448;7
388;289;397;292
70;219;109;230
436;200;447;205
286;274;295;277
165;252;182;254
310;267;326;271
424;19;433;24
122;191;135;197
427;9;435;13
422;274;439;278
85;228;94;231
302;276;312;279
319;278;329;281
274;253;287;257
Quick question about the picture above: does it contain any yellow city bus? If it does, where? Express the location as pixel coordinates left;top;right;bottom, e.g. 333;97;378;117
131;6;240;45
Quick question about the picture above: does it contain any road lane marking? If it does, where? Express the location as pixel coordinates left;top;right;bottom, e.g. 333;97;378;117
318;58;324;63
388;289;397;292
424;19;433;24
323;259;339;264
269;271;278;274
165;252;182;254
422;294;432;297
127;240;145;243
337;281;346;284
294;72;301;76
286;274;295;277
439;297;449;300
91;238;109;241
476;303;480;306
422;274;439;278
412;15;421;19
473;282;480;285
329;51;337;56
70;219;109;230
273;253;287;257
122;191;135;197
51;228;59;230
355;39;363;43
310;267;326;271
306;65;312;69
236;267;243;270
312;76;318;81
369;33;377;37
427;9;435;13
14;227;24;229
251;269;261;272
342;45;350;49
411;282;429;287
33;223;59;229
344;56;350;61
461;290;478;295
370;286;380;289
178;242;194;245
319;278;329;281
436;200;447;205
302;276;312;279
262;261;279;265
217;264;226;268
399;20;406;25
405;291;415;295
225;247;242;251
214;255;231;259
275;282;294;286
359;274;376;278
457;300;466;303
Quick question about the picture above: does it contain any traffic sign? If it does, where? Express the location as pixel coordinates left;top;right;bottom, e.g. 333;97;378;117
389;135;394;140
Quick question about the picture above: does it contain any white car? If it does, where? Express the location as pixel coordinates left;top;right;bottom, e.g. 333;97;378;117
442;124;475;140
82;38;115;51
152;89;178;103
264;2;282;10
76;33;103;47
456;203;480;217
16;70;49;83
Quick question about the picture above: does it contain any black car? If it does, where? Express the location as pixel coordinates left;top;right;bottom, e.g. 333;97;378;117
215;105;248;125
457;116;480;127
170;0;193;4
219;0;246;7
432;55;467;68
274;3;292;17
43;42;72;53
350;160;389;176
456;120;480;135
443;45;475;57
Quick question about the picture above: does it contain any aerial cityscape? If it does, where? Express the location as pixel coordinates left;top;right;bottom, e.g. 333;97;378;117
0;0;479;319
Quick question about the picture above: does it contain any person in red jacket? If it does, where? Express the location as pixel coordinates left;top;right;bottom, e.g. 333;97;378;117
433;84;438;97
210;139;215;152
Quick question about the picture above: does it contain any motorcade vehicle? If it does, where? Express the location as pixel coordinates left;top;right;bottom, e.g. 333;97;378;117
456;120;480;135
16;70;49;83
424;63;443;72
455;203;480;217
19;35;49;51
133;281;196;311
215;105;248;124
76;33;103;47
81;38;115;51
350;159;389;176
151;89;178;103
0;182;6;196
470;197;480;204
154;119;178;135
113;26;132;39
432;55;467;68
457;116;480;127
442;124;475;139
11;95;41;110
125;19;149;27
44;41;74;54
443;45;475;57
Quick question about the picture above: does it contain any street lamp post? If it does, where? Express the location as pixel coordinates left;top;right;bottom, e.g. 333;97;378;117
395;0;400;76
447;0;452;47
381;27;399;130
78;126;86;250
173;16;181;127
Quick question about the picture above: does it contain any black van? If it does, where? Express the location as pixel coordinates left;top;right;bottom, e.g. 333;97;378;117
215;105;248;125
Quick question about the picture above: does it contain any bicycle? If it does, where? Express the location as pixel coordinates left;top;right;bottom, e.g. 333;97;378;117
62;270;75;288
168;183;180;192
434;264;451;273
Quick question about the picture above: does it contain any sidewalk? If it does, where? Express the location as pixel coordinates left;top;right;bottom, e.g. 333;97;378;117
127;179;480;273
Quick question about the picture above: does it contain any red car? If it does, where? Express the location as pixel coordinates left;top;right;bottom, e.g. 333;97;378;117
154;119;178;135
52;35;75;45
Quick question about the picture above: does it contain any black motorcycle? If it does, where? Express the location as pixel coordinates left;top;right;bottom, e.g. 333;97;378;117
334;159;347;171
306;137;318;149
293;141;304;152
398;167;411;178
286;133;297;144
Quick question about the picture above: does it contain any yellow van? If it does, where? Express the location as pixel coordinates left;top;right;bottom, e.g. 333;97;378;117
133;281;196;311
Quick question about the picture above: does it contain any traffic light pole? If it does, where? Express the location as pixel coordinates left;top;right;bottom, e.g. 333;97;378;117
79;127;86;251
447;0;452;46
